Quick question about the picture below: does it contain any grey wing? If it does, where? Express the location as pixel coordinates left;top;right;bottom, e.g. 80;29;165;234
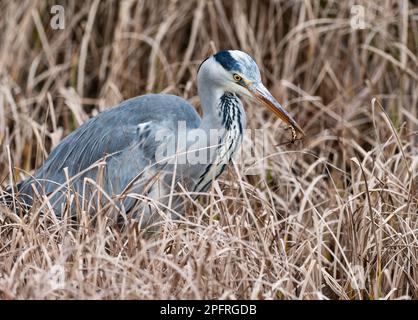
17;94;201;208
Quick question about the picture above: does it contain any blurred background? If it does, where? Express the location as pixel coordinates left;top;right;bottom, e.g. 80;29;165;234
0;0;417;299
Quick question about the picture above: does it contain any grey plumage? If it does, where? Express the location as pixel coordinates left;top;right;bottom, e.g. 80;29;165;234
9;50;303;228
17;94;202;224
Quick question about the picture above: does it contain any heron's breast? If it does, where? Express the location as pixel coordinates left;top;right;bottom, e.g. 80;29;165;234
193;93;244;193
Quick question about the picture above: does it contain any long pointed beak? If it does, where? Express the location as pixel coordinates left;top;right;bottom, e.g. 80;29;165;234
247;82;304;138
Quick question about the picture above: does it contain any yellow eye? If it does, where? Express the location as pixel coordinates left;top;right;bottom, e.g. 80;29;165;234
233;74;242;81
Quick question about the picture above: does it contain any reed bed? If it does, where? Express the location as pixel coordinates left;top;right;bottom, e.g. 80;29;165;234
0;0;417;299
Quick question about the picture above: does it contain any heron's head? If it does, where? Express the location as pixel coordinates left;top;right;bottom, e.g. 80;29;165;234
198;49;304;137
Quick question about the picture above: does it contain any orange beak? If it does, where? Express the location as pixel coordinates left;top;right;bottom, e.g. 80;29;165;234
247;83;304;138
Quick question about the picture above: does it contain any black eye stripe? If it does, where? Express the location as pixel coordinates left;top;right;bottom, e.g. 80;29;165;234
214;50;241;72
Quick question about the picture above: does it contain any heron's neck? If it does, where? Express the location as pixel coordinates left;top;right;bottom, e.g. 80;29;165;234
198;82;245;133
192;81;246;193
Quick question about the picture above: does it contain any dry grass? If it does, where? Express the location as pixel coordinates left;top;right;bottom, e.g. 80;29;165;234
1;0;418;299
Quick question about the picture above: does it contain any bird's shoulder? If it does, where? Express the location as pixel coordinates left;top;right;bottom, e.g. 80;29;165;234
112;93;201;128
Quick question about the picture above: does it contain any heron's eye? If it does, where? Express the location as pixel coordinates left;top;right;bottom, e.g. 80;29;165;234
233;74;242;82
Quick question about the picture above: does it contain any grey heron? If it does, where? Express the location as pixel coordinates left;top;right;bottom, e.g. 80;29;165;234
9;50;303;227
